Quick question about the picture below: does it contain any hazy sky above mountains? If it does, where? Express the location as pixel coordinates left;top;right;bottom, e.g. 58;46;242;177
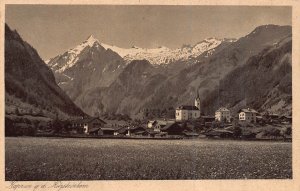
6;5;291;60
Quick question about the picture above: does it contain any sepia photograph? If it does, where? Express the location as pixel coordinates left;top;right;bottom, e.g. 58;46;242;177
3;2;297;186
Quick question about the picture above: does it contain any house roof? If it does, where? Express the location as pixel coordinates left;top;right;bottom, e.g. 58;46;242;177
146;128;160;135
176;105;199;110
130;126;145;130
101;127;115;131
201;116;215;119
279;115;292;119
269;114;279;116
148;119;175;125
239;108;259;114
205;129;233;136
216;107;230;112
134;130;147;135
73;117;107;124
183;131;199;136
117;127;128;134
214;129;234;133
161;122;180;131
89;127;100;133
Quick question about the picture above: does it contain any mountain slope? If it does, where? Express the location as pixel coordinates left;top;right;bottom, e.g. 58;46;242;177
128;25;292;117
47;35;125;104
5;24;85;119
202;35;292;115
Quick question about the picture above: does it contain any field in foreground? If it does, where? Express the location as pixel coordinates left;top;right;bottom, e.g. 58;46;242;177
5;137;292;180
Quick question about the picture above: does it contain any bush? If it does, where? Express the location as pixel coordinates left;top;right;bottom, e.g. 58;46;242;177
5;117;17;136
233;126;242;138
15;108;21;116
265;128;281;137
286;127;292;136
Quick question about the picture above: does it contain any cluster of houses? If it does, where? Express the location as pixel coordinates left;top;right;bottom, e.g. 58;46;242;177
70;92;292;138
70;116;197;137
175;93;292;124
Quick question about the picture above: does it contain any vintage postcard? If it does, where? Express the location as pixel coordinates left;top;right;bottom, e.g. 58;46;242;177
0;0;300;191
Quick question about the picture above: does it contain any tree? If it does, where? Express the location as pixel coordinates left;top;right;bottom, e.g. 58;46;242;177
27;126;36;136
94;111;100;117
286;126;292;136
63;120;72;132
15;108;20;116
38;108;44;116
233;125;242;138
268;128;281;137
5;117;16;136
33;120;40;129
52;119;64;133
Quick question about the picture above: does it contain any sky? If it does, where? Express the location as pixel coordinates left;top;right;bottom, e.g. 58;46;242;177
6;5;291;60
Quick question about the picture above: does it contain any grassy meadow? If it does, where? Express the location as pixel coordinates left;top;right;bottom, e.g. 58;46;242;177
5;137;292;180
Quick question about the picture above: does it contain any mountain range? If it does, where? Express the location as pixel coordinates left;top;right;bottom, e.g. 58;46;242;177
46;36;236;66
46;34;235;116
5;23;292;121
45;24;292;118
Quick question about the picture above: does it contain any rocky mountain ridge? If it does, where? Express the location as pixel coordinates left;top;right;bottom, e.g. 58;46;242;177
46;24;292;118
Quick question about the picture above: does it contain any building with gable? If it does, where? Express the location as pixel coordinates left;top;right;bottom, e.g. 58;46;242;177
215;107;231;122
175;91;201;121
72;117;106;134
238;108;259;123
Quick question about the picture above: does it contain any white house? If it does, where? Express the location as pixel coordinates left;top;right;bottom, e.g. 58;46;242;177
215;107;231;122
238;108;259;123
176;105;200;121
175;92;201;121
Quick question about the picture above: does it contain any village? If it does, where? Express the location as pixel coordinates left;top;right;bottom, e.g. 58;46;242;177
5;90;292;140
43;92;292;140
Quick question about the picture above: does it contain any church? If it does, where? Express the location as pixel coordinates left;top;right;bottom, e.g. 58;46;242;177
175;91;201;121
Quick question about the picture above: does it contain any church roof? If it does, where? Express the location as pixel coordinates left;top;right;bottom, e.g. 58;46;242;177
176;105;199;110
196;90;200;100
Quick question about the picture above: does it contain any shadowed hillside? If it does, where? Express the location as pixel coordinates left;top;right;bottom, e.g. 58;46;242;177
5;24;85;119
202;35;292;115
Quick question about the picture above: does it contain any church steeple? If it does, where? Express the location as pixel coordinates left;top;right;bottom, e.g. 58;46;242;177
195;89;201;112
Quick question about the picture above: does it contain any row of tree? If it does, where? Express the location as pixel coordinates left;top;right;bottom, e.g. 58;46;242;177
5;117;81;137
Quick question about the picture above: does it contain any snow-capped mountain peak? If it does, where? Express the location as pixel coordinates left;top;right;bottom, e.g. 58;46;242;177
98;37;229;65
86;34;97;41
68;35;99;55
47;35;235;72
47;35;104;73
